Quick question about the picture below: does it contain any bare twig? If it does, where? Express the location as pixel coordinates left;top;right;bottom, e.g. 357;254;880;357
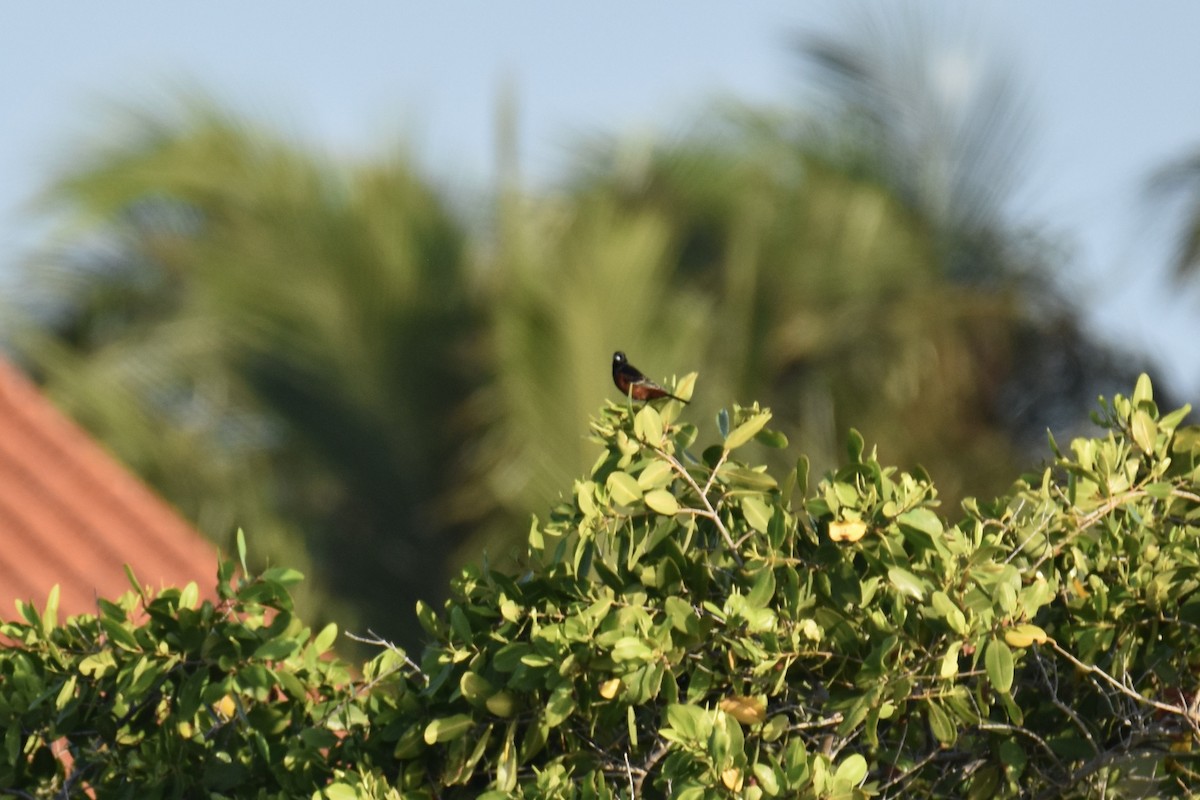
977;721;1064;771
345;629;426;680
1046;640;1188;720
1032;649;1100;755
322;629;426;725
654;446;743;567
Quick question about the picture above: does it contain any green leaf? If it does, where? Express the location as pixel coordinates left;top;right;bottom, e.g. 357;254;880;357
742;495;773;533
260;566;303;587
746;568;776;609
931;591;968;635
795;455;810;496
236;528;248;575
493;642;531;672
940;641;963;679
1131;409;1157;452
754;428;789;448
606;471;644;506
644;490;679;515
887;566;927;601
486;690;516;718
927;700;957;745
665;704;709;742
611;637;654;662
544;684;576;728
753;762;782;795
1145;481;1174;499
1160;403;1192;431
312;622;338;655
55;676;77;711
717;463;778;491
323;783;359;800
494;722;518;792
1173;425;1200;454
898;508;943;536
985;638;1015;694
1132;372;1153;406
100;618;140;651
674;372;698;402
834;753;868;786
42;585;59;636
252;638;300;661
846;428;865;463
638;460;674;489
724;411;772;450
460;671;495;702
998;738;1027;778
424;714;475;744
179;581;199;610
635;405;664;444
717;408;730;439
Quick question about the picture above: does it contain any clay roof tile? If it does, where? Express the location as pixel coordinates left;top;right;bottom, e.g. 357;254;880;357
0;356;217;621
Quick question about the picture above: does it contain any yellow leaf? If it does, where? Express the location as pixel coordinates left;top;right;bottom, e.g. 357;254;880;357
721;767;744;792
829;519;867;543
214;695;236;720
1004;624;1050;648
598;678;622;700
719;695;767;725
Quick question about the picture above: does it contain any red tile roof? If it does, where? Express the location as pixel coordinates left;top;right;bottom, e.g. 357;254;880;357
0;356;217;621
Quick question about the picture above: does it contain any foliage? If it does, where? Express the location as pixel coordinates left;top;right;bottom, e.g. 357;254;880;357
5;375;1200;797
0;534;369;797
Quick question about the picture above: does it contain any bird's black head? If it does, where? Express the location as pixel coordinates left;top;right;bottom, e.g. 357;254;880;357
613;351;627;367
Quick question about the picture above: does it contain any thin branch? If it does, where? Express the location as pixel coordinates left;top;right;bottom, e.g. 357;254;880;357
976;721;1064;772
1032;648;1099;755
878;746;939;794
654;446;743;567
324;629;426;725
633;739;671;797
1046;640;1187;719
701;448;730;498
344;629;426;681
786;713;845;732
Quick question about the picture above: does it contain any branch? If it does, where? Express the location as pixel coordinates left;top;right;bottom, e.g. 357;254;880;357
976;721;1064;772
654;446;743;567
1046;640;1190;721
324;630;426;725
633;739;671;797
1031;648;1099;755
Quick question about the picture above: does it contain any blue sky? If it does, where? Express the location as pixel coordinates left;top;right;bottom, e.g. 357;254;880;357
4;2;1200;394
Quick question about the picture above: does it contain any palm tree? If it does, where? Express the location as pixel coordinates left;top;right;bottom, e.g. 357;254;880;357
476;8;1142;513
14;99;479;646
1148;151;1200;278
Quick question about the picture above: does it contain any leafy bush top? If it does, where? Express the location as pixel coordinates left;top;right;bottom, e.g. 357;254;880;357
3;375;1200;798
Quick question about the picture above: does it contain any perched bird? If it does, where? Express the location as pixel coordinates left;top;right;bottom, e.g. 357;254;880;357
612;351;688;403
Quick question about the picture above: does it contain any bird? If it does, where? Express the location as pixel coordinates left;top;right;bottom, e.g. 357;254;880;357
611;351;688;403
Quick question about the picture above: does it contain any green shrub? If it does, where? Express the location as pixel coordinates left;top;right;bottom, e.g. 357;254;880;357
4;374;1200;797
